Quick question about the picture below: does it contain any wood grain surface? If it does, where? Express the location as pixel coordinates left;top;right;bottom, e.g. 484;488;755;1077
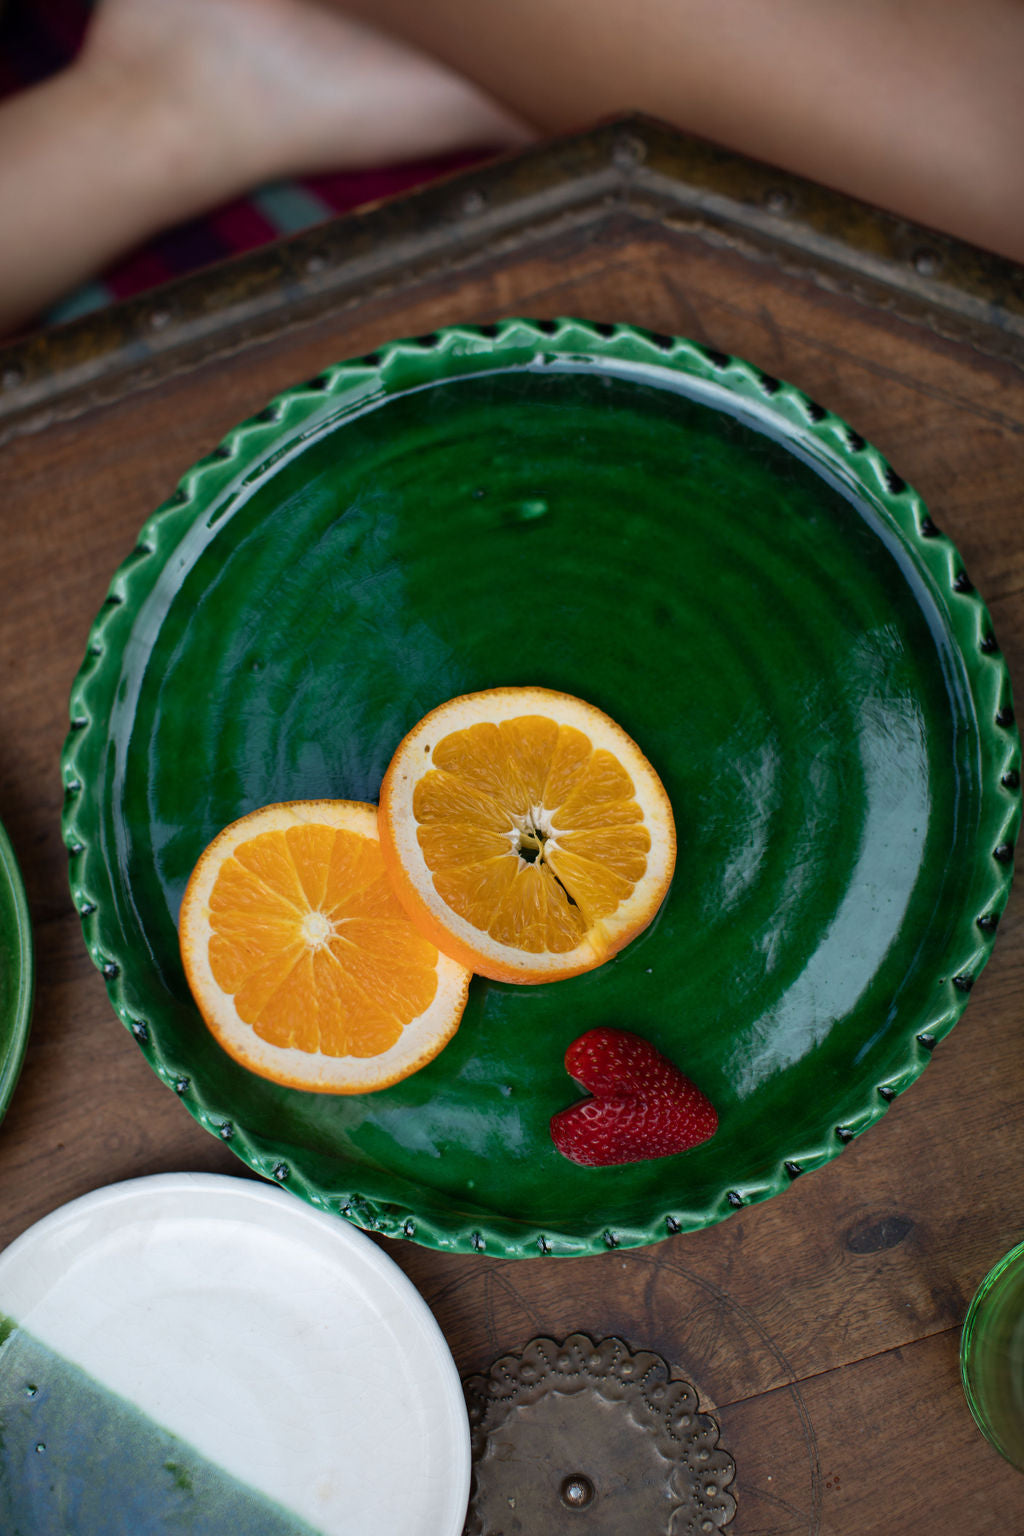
0;120;1022;1533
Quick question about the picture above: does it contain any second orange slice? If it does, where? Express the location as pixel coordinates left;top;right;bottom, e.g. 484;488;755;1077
378;688;676;983
179;800;470;1092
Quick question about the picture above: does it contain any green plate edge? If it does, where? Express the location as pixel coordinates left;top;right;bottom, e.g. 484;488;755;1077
0;818;34;1123
60;318;1021;1258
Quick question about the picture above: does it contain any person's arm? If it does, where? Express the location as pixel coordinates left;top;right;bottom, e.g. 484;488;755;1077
331;0;1024;264
0;61;220;336
0;1;530;337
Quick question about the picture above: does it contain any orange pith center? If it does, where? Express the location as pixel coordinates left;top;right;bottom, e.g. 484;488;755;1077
207;824;439;1056
413;715;651;953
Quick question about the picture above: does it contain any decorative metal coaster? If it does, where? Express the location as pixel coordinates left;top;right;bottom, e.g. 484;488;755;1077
463;1333;736;1534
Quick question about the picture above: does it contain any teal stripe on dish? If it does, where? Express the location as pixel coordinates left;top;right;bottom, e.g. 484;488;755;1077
45;280;115;326
252;182;334;235
0;1323;323;1536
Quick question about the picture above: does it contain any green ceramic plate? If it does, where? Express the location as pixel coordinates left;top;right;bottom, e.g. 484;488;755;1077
61;320;1019;1258
0;818;33;1122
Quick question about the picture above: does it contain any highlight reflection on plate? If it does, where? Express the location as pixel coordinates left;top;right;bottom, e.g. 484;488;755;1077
0;1174;470;1535
0;817;32;1125
61;320;1019;1257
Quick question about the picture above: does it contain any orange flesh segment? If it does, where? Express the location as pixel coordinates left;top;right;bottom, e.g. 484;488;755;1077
413;715;651;950
208;825;439;1058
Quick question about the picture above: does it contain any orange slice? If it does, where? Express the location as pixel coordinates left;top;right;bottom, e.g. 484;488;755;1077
378;688;676;983
179;800;470;1092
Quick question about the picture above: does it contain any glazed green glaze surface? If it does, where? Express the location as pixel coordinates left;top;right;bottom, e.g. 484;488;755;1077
0;820;33;1125
62;320;1019;1257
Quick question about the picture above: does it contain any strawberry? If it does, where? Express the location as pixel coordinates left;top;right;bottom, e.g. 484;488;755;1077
550;1027;718;1167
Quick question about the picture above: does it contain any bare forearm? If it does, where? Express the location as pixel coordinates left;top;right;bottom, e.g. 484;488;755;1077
0;61;236;335
335;0;1024;262
0;1;534;338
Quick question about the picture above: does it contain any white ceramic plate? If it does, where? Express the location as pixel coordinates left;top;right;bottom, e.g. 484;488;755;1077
0;1173;470;1535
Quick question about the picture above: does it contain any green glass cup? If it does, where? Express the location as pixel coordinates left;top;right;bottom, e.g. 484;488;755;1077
961;1239;1024;1471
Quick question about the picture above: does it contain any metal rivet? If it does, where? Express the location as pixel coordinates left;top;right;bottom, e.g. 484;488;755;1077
913;248;941;277
560;1474;595;1509
765;188;793;215
612;134;645;168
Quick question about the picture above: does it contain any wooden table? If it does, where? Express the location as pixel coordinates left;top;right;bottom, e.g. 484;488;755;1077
1;117;1022;1533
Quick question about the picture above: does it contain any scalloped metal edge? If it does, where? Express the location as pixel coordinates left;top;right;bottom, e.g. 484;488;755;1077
462;1332;736;1532
60;317;1020;1259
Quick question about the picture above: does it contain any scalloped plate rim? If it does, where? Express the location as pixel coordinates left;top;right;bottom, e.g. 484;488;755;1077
60;317;1020;1259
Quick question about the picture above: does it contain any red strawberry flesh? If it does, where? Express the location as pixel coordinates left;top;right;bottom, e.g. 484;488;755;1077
551;1027;718;1167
